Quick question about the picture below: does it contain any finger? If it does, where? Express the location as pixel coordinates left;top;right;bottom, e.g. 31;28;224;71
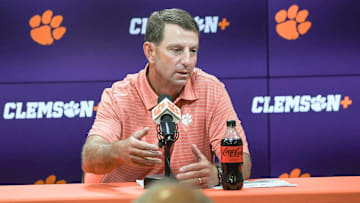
132;127;149;140
144;157;162;163
130;129;159;151
177;169;208;180
130;148;162;158
133;138;160;151
131;160;157;168
191;144;207;161
130;155;162;167
179;162;204;173
180;177;209;187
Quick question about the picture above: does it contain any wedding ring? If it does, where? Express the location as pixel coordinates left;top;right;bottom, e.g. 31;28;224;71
198;177;202;185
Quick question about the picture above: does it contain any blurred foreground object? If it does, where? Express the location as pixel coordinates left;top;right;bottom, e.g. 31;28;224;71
134;181;213;203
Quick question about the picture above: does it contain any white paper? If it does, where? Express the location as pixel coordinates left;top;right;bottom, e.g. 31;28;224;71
213;179;297;189
136;179;145;188
136;178;296;189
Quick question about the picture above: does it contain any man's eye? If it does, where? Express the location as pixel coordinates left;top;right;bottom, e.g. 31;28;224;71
191;49;197;53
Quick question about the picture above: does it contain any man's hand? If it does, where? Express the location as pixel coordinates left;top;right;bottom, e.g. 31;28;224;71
110;127;162;167
176;144;218;188
82;127;162;174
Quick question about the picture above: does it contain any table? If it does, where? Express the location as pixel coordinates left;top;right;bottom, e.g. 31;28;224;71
1;176;359;203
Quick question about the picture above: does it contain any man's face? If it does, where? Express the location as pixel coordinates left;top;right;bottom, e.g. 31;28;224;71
152;24;199;88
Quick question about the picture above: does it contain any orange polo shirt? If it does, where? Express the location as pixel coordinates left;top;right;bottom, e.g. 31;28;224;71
88;65;249;182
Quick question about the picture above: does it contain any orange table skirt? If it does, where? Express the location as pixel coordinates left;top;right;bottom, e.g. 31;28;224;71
1;176;360;203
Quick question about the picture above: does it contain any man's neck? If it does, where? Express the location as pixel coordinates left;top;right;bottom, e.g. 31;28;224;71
146;66;184;101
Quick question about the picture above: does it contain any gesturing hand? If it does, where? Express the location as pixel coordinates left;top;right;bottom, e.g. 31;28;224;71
176;144;219;188
110;127;162;168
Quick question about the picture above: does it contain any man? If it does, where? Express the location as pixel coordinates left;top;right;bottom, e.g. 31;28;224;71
82;8;251;187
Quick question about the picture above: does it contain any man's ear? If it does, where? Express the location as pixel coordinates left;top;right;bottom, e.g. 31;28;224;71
143;42;156;64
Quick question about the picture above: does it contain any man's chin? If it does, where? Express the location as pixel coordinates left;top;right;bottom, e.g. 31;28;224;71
172;79;188;87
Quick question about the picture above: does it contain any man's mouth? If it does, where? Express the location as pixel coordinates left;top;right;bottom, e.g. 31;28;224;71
175;72;189;79
176;70;189;75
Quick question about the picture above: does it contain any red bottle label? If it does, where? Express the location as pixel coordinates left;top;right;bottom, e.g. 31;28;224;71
221;146;243;163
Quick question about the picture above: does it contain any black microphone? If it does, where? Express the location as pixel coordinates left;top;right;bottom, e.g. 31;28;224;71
157;95;176;139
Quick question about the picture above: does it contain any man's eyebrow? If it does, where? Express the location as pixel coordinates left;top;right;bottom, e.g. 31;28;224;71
167;43;183;47
167;43;198;47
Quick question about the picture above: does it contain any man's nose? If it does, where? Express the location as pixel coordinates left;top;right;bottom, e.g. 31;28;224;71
181;50;191;67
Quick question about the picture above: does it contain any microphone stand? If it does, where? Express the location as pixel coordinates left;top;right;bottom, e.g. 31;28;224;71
164;134;175;178
144;123;179;188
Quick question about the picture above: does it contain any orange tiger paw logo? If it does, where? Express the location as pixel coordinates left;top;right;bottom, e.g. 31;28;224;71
34;174;66;184
275;4;312;40
279;168;311;178
29;10;66;46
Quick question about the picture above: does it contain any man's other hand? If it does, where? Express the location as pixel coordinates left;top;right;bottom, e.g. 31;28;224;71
176;144;218;188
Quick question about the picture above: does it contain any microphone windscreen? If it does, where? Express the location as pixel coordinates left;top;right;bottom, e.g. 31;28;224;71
158;94;172;103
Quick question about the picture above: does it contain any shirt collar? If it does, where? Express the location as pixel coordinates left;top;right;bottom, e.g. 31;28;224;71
138;64;199;111
174;72;199;103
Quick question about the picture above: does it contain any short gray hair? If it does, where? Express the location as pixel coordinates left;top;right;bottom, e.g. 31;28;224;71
145;8;200;45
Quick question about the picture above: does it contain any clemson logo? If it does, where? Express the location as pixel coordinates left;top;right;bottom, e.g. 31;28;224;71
29;10;66;45
275;4;312;40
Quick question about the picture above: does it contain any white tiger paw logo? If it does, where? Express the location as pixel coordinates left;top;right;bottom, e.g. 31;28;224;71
181;113;192;126
64;101;80;118
311;95;327;112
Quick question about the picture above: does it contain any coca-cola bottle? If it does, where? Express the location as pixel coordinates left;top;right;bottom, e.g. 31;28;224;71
221;120;243;190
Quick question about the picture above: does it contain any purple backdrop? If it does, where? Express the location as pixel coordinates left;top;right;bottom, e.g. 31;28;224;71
0;82;111;184
0;0;266;83
269;77;360;177
269;0;360;76
222;79;269;178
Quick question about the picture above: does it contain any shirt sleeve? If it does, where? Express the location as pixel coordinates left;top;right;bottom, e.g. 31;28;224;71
88;88;122;143
208;84;250;159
